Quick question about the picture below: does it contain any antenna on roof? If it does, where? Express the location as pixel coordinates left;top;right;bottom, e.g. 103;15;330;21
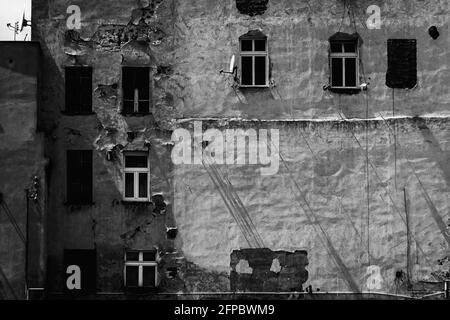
6;12;31;41
19;11;31;32
6;22;19;41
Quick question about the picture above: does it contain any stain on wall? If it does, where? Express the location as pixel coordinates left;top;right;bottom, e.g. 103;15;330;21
230;249;308;292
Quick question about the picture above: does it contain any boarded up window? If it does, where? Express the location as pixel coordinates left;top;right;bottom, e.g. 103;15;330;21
122;67;150;114
65;67;92;114
67;150;93;204
386;39;417;89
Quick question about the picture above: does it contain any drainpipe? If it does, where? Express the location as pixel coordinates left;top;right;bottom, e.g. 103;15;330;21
25;188;29;300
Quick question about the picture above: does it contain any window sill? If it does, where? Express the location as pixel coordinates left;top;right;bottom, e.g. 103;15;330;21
64;201;95;207
124;287;158;294
61;111;96;116
120;112;152;116
121;200;153;205
239;85;270;88
329;87;361;95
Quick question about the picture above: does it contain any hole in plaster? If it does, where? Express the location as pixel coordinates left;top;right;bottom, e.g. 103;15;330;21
152;194;167;215
428;26;439;39
166;267;178;278
166;227;178;240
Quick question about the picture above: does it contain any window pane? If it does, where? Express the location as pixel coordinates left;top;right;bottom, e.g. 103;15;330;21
122;100;134;114
125;173;134;198
80;77;92;113
142;251;156;261
143;266;156;287
138;173;148;198
125;155;148;168
126;251;139;261
136;69;150;99
331;58;343;87
254;40;266;51
241;40;252;51
254;56;266;85
138;100;149;113
345;58;357;87
344;42;356;53
125;266;139;287
330;43;342;53
241;56;253;85
122;68;135;99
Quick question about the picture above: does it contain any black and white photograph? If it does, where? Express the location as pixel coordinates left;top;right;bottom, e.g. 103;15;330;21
0;0;449;316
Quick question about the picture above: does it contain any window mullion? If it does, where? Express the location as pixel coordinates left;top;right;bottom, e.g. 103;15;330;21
138;265;143;287
134;172;138;199
343;57;346;87
252;55;255;86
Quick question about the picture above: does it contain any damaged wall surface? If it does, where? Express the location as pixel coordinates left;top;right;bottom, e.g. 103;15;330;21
173;119;450;293
230;249;308;292
29;0;450;298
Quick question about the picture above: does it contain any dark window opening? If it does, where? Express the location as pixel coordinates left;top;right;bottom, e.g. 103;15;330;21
386;39;417;89
124;250;157;288
239;31;268;87
67;150;93;205
65;67;92;114
122;67;150;114
329;40;359;89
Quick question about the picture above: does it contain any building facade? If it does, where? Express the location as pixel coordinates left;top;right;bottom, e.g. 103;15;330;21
0;0;448;299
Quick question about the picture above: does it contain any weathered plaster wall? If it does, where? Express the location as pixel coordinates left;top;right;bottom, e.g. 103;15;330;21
31;0;450;296
173;118;450;293
0;42;47;299
171;0;449;119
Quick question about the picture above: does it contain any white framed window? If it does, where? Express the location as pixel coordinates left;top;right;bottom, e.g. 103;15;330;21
330;40;359;89
124;250;158;288
123;152;150;202
239;33;269;87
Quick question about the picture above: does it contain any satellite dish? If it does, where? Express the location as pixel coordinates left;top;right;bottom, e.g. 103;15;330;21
229;55;235;73
19;12;31;32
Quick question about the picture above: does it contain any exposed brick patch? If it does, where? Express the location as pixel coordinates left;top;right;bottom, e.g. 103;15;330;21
236;0;269;16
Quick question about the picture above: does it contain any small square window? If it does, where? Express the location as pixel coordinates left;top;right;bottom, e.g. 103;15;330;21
122;67;151;114
123;152;149;201
386;39;417;89
124;250;158;289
